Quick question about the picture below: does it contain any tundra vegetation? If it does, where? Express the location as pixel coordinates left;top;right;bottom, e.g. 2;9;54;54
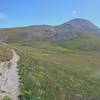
9;37;100;100
1;37;100;100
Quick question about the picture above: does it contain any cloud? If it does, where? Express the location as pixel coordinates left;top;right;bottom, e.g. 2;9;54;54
72;10;77;15
0;13;8;20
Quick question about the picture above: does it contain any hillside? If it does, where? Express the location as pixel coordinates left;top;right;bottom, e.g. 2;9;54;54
56;18;99;32
0;18;100;43
0;25;56;43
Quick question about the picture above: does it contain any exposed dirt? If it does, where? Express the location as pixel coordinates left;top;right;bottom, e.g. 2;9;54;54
0;49;20;100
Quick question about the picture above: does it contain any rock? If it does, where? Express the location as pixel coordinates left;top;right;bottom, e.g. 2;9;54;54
0;86;6;93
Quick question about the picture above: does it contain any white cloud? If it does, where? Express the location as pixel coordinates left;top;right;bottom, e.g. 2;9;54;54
0;13;8;20
72;10;77;15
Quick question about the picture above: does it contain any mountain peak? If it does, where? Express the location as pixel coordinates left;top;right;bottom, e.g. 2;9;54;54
56;18;99;33
67;18;98;28
68;18;92;22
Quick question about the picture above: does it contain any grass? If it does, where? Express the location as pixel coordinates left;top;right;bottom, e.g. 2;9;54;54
54;33;100;51
10;39;100;100
0;44;12;61
3;96;12;100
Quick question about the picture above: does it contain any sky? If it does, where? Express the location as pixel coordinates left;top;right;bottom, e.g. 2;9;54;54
0;0;100;28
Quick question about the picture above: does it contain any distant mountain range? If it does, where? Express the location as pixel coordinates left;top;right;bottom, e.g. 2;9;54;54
0;18;100;43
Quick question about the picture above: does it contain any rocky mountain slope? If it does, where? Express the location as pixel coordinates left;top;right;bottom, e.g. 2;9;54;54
0;18;100;43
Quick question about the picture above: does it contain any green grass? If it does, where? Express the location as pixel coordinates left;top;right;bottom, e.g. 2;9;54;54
54;33;100;51
10;39;100;100
3;96;12;100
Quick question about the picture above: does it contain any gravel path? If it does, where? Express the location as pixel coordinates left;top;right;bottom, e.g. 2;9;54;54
0;49;20;100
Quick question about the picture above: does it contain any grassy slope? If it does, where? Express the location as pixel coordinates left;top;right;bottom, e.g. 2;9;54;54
54;33;100;51
0;44;12;61
10;35;100;100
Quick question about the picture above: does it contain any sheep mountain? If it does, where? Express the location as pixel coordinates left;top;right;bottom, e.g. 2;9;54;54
0;18;100;43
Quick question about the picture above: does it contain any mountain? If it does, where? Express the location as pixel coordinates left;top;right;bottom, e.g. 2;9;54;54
53;18;100;41
0;18;100;43
56;18;99;32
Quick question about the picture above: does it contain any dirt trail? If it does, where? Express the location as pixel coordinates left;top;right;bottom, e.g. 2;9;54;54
0;49;20;100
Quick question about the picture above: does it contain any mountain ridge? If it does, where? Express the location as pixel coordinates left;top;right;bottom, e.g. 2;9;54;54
0;18;100;43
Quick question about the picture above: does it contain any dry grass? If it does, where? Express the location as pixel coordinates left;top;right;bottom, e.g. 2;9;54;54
0;45;12;62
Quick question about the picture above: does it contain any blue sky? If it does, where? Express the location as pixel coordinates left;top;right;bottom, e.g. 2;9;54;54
0;0;100;28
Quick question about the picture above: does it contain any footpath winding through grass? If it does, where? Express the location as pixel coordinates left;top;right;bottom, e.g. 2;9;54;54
0;49;20;100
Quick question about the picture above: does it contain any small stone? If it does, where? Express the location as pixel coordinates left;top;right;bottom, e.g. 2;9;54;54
1;86;6;93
